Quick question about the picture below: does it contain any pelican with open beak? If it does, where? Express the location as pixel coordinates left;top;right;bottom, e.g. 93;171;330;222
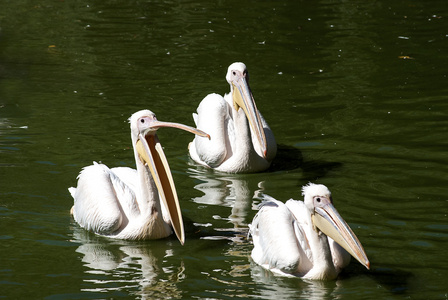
69;110;210;243
189;62;276;173
249;183;370;280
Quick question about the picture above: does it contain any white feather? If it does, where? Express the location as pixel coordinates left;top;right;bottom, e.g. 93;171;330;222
249;184;369;280
189;62;276;173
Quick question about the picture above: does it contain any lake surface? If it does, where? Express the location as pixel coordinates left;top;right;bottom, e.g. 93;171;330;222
1;0;447;299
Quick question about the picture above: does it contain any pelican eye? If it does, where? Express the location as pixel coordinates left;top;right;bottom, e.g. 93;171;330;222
232;71;236;76
140;118;145;123
316;197;321;202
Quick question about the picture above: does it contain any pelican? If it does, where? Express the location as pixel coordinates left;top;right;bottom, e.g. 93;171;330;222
69;110;210;243
189;62;276;173
249;183;370;280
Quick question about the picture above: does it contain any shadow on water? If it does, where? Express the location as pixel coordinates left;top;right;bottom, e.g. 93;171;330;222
367;268;414;295
268;144;304;172
268;144;342;182
300;160;343;183
340;264;414;296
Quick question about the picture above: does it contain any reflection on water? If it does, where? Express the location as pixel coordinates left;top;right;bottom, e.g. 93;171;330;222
71;227;184;299
188;167;263;231
251;263;343;300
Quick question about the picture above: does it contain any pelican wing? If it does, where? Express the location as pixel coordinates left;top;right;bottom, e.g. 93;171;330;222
71;163;137;235
250;198;310;276
284;200;314;262
189;93;229;168
110;166;138;191
328;237;352;272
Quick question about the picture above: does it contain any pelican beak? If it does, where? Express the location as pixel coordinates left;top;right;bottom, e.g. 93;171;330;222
135;121;209;245
231;75;268;158
311;199;370;269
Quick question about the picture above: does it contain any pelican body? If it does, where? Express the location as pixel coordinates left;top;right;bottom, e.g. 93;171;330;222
189;62;276;173
69;110;209;243
249;183;370;280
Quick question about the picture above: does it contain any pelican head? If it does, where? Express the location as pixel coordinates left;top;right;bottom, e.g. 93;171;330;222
225;62;268;158
302;183;370;269
129;110;209;244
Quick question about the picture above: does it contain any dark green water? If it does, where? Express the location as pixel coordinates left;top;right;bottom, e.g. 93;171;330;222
1;0;447;299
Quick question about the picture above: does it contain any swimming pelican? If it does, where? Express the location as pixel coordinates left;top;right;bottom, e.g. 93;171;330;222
249;183;370;280
69;110;210;243
189;62;276;173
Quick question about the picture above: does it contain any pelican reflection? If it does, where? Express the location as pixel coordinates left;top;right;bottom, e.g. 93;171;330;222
188;168;264;230
250;262;344;300
71;227;184;299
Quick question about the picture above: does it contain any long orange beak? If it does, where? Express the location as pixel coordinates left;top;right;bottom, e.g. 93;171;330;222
231;75;268;158
136;120;209;244
311;199;370;269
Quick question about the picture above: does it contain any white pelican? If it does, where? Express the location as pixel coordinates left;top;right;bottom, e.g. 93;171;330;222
189;62;276;173
249;183;370;280
69;110;210;244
